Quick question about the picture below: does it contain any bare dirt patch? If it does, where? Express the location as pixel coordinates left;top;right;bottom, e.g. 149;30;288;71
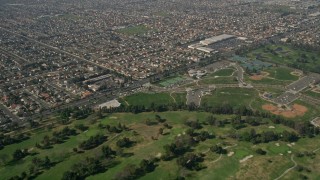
249;71;269;81
312;87;320;93
262;104;308;118
311;117;320;127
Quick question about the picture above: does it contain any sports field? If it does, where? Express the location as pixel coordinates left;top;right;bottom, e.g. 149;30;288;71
245;66;298;85
157;76;185;87
201;87;259;108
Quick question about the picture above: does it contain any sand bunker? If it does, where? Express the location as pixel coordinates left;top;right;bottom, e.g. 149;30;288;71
239;155;253;163
262;104;308;118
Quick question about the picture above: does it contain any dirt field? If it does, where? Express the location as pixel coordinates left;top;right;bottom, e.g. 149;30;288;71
262;104;308;118
249;72;269;81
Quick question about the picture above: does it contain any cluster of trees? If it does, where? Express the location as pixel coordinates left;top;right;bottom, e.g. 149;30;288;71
74;99;319;139
146;115;167;128
255;148;267;155
162;134;196;161
0;133;29;150
12;149;29;161
10;156;54;180
114;159;157;180
101;145;116;159
295;151;316;158
185;128;214;142
116;137;134;148
210;145;227;154
58;106;94;124
63;145;117;180
71;107;93;120
35;127;77;149
184;119;202;129
271;118;320;137
231;129;299;144
79;134;107;150
176;153;204;171
62;157;105;180
105;123;129;133
74;124;88;131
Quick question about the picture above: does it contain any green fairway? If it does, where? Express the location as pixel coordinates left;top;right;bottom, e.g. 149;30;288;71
1;110;320;180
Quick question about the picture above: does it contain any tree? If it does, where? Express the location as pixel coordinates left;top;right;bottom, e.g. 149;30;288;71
139;159;156;173
116;137;133;148
206;115;216;125
158;128;164;135
12;149;28;161
176;153;204;170
101;146;116;158
43;156;51;169
210;145;227;154
255;148;267;155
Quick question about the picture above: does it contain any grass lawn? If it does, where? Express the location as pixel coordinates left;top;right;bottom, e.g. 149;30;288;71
244;74;292;86
157;76;185;87
200;76;238;85
265;67;299;81
304;90;320;100
119;92;185;108
201;88;258;108
209;68;235;77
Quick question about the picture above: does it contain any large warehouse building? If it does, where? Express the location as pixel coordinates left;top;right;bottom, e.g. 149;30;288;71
199;34;235;46
188;34;237;53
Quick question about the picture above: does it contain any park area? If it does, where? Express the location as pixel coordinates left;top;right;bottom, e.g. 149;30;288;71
246;44;320;74
245;66;300;85
201;87;261;108
1;110;320;180
199;68;237;85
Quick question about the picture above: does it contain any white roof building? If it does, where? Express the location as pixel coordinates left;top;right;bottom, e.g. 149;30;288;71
200;34;235;46
97;99;121;109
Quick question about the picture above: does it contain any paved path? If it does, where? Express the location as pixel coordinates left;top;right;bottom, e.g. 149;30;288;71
169;91;176;103
210;154;222;163
273;155;297;180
